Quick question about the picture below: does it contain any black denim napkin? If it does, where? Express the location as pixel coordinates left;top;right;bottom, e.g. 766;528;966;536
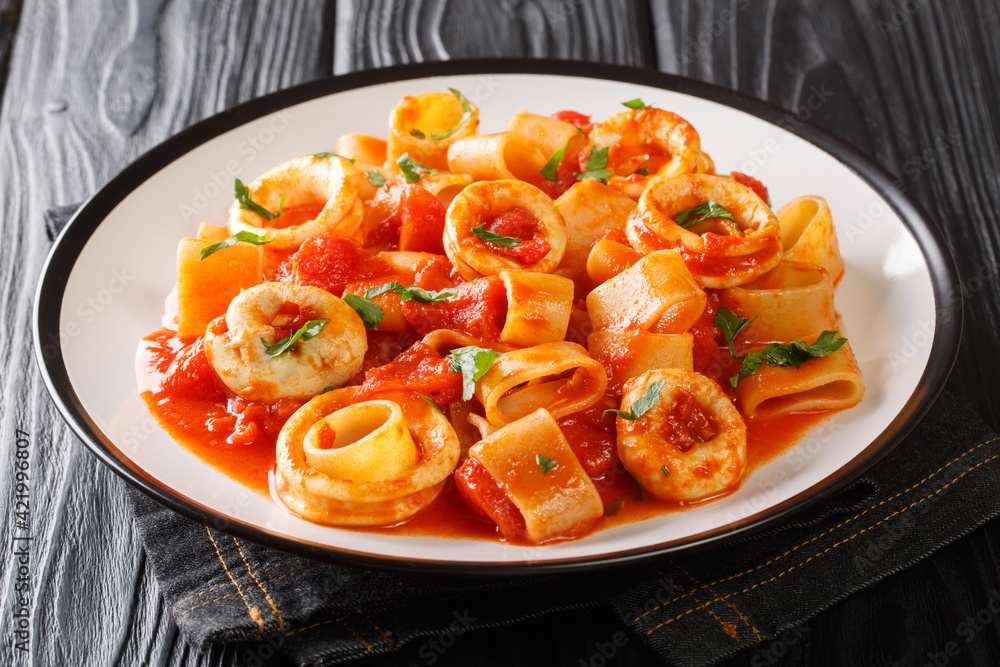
45;206;1000;666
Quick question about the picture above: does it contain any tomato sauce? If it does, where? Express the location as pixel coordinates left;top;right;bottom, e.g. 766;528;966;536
480;207;551;265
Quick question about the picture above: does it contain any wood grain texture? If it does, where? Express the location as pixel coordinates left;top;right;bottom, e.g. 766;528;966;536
0;1;332;665
2;0;1000;665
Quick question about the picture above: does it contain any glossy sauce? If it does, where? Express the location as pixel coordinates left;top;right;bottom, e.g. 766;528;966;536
139;328;835;543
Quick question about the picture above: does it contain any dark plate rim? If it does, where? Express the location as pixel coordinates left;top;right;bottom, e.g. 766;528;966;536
32;59;963;576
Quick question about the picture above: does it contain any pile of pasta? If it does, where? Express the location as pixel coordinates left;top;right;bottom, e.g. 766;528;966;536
160;89;865;544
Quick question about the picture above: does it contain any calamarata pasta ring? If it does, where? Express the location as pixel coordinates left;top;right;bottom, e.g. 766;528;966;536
275;389;460;526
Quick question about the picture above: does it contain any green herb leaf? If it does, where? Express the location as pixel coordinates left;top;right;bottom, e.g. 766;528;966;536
366;170;387;187
471;224;522;248
415;392;444;414
633;166;649;176
603;380;667;421
714;307;757;361
262;318;329;356
624;261;632;269
448;346;503;401
536;454;558;474
574;146;614;184
321;386;335;394
674;199;736;229
311;152;355;163
604;495;623;516
409;129;426;139
423;88;474;141
364;281;458;304
540;141;568;182
729;331;849;388
629;472;644;501
661;466;670;478
199;230;272;260
342;294;384;330
396;153;444;183
235;178;284;221
622;98;648;110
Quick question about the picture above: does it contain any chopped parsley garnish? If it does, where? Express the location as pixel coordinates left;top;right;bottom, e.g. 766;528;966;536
714;307;757;361
366;170;387;187
396;153;444;183
730;332;849;389
661;466;670;478
540;141;568;182
415;392;444;414
364;281;458;303
604;496;623;516
716;307;850;389
262;319;329;356
199;230;271;260
536;454;558;474
575;146;614;184
629;472;644;501
311;152;355;163
633;166;649;176
622;98;648;109
422;88;474;141
342;294;384;330
409;129;426;139
448;346;503;401
235;178;284;221
674;199;736;229
603;380;666;421
471;224;521;248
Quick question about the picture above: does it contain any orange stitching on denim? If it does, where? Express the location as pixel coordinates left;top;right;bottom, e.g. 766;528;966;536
177;564;331;619
339;618;372;653
234;538;284;630
289;617;337;636
677;563;760;644
206;528;263;636
633;437;999;623
660;566;737;640
363;613;393;643
171;558;304;616
644;452;1000;636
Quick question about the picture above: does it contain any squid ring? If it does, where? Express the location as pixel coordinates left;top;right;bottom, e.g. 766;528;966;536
228;155;364;250
204;282;367;401
589;108;701;198
275;389;461;526
616;369;747;502
443;180;567;280
627;173;782;288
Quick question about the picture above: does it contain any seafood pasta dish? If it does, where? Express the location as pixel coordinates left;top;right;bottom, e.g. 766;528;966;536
138;89;865;544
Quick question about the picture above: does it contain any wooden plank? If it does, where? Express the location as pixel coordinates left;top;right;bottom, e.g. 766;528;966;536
334;0;656;73
0;1;333;665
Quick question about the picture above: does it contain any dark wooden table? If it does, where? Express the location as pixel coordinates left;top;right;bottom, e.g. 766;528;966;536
3;0;999;665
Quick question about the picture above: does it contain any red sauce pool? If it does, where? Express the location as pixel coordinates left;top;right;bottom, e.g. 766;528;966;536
140;331;837;542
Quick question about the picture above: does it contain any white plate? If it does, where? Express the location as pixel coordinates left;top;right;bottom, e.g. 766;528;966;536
34;62;961;573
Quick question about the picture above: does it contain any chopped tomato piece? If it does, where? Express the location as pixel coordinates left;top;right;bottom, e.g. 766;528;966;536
278;234;401;295
731;172;770;206
598;227;631;246
399;186;447;254
414;255;464;292
403;276;507;341
551;110;593;134
557;401;616;477
480;207;550;265
160;337;227;401
454;457;527;541
359;341;463;403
